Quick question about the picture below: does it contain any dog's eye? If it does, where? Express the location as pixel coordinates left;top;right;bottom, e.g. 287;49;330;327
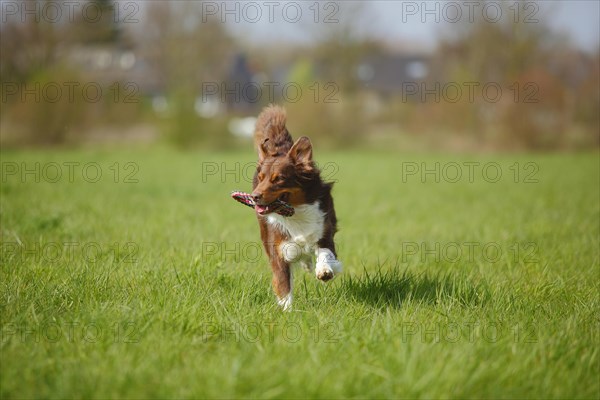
272;174;285;183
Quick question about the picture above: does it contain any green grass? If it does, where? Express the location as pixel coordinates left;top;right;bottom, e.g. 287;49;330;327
1;147;598;399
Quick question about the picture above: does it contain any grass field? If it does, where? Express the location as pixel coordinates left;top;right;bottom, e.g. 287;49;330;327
1;147;598;399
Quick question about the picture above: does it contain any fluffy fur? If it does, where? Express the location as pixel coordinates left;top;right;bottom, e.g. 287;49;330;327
251;105;342;311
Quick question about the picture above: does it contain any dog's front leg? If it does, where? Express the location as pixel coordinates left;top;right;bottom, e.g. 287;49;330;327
314;214;342;281
315;237;342;281
270;253;292;311
259;218;293;311
315;248;342;281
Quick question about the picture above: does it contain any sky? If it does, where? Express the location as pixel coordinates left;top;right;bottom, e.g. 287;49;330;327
371;0;599;51
225;0;600;53
2;0;595;53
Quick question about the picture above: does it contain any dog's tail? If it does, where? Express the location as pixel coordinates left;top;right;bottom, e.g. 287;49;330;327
254;104;293;159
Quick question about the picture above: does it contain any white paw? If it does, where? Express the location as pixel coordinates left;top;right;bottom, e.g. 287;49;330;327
277;293;293;311
315;248;342;282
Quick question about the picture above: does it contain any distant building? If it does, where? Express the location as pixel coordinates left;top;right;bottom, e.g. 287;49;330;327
66;45;163;96
356;54;430;97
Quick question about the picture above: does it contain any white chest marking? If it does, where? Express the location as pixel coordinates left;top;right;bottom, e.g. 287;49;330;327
267;202;324;259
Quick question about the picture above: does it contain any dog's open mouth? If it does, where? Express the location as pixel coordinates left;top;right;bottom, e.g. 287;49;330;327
255;203;280;215
230;191;295;217
255;193;290;215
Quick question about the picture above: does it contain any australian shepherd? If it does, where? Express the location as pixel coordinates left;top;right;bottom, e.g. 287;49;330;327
251;105;342;311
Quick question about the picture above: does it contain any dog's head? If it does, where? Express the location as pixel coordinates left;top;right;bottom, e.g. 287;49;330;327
252;136;317;215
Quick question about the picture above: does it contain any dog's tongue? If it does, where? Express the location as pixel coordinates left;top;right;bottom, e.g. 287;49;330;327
255;204;269;215
255;202;284;215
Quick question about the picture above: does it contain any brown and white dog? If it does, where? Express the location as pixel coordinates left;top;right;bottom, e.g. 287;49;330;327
252;105;342;311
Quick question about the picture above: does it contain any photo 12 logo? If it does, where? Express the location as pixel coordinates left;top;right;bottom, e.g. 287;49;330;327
1;82;140;104
201;81;339;105
200;321;339;343
1;161;140;184
401;81;539;104
1;241;139;264
200;241;344;266
401;161;539;183
399;1;539;24
400;241;539;264
1;1;140;24
200;161;339;184
400;321;538;343
201;241;264;264
199;1;340;24
2;322;139;344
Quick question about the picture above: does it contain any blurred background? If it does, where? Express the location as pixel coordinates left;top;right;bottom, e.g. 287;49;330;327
1;0;598;151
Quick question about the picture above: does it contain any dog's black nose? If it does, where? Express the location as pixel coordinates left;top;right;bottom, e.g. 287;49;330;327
252;193;262;203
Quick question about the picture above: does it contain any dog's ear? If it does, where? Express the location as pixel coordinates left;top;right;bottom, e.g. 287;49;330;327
257;138;269;162
288;136;313;166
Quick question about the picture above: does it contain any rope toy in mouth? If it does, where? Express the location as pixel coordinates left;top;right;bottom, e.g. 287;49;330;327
231;191;295;217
